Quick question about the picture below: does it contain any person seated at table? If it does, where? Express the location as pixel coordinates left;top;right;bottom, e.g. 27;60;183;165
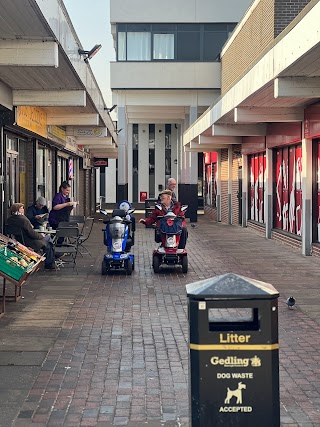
6;203;55;270
49;181;78;230
26;196;49;229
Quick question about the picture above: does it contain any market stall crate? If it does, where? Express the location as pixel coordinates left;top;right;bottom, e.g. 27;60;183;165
0;233;44;318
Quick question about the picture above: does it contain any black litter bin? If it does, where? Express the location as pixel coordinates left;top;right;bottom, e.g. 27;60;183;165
186;273;280;427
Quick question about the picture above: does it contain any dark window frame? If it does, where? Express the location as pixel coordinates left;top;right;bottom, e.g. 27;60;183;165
116;22;237;62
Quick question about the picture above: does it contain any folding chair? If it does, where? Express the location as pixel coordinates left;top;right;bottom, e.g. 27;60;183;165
5;225;26;245
77;217;94;256
54;227;79;272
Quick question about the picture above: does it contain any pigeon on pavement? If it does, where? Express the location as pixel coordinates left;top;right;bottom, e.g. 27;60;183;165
286;296;296;309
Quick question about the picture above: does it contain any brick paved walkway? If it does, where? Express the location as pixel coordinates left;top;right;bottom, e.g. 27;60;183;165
0;214;319;426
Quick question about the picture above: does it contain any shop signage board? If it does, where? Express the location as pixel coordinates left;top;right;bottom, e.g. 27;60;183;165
16;106;47;138
74;127;107;138
93;158;108;167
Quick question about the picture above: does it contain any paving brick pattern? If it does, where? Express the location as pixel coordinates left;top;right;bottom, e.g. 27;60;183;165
1;215;319;426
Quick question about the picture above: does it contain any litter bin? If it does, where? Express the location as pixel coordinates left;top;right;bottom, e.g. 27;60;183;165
186;273;280;427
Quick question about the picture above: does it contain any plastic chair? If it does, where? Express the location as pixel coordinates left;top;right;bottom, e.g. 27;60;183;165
77;217;94;256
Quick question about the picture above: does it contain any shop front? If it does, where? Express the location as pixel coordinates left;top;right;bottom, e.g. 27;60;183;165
243;138;266;227
266;123;302;239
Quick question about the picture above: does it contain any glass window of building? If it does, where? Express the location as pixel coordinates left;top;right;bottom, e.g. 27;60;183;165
153;34;174;59
117;23;236;62
127;32;151;60
36;144;53;208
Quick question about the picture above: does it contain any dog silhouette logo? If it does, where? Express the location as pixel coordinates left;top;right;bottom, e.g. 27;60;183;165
224;382;246;405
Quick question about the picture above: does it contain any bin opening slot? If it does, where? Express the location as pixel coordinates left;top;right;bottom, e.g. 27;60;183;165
208;308;260;331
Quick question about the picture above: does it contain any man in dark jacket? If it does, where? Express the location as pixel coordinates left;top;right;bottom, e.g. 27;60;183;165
26;196;49;228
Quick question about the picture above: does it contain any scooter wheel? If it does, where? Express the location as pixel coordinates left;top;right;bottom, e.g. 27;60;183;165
126;259;133;275
153;255;160;273
101;260;108;275
181;255;188;273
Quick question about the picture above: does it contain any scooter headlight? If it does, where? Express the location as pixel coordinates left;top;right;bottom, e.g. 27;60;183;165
166;236;176;248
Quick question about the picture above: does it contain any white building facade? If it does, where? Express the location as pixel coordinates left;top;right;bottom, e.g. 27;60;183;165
107;0;252;220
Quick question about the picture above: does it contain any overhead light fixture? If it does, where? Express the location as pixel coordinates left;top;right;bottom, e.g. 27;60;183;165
104;104;117;113
78;44;102;62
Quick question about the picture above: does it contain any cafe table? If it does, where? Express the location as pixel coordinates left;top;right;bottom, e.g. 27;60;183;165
34;229;56;235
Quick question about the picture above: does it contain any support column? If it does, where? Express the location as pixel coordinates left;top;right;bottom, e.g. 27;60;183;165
302;138;312;256
242;154;248;227
265;148;273;239
117;106;128;202
179;106;198;222
217;149;221;222
228;146;233;225
95;167;100;206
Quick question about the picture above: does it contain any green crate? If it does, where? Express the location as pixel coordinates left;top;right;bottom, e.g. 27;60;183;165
0;247;28;281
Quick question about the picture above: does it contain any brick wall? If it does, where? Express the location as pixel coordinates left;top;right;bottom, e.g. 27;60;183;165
221;0;274;94
274;0;311;37
220;149;229;224
204;205;218;221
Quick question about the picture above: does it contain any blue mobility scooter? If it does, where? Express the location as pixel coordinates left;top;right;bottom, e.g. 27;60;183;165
100;201;135;275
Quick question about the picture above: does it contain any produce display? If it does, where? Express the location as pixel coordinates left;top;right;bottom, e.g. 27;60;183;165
0;233;44;285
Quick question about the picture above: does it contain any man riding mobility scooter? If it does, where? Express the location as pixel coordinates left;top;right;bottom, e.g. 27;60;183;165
139;190;188;273
100;201;135;275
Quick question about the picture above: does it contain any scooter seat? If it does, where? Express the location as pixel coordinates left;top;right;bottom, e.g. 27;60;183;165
112;209;126;218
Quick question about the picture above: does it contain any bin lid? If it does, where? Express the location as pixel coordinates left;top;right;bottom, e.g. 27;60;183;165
186;273;279;300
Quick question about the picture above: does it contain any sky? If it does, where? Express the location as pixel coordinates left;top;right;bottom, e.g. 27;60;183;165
63;0;115;108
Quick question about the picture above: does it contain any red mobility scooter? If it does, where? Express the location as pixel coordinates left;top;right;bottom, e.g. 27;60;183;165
152;206;188;273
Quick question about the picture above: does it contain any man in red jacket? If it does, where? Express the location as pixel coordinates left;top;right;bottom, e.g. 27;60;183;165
139;190;187;248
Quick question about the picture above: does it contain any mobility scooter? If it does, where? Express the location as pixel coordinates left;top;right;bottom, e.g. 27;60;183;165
152;205;188;273
100;201;135;275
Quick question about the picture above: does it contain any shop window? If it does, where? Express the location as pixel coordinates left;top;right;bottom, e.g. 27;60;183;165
36;144;53;209
249;153;266;224
19;140;30;208
274;144;302;235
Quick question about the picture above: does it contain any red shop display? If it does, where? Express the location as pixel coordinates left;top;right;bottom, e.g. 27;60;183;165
275;144;302;236
249;152;266;223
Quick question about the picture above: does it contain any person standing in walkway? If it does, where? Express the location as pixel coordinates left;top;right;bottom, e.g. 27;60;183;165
26;196;49;229
167;177;177;201
48;181;78;230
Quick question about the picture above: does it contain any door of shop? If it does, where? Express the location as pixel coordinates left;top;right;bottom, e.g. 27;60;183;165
238;166;242;224
6;151;19;219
